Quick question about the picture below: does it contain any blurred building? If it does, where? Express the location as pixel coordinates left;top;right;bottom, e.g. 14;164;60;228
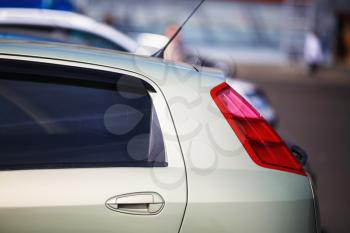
0;0;346;66
76;0;313;65
314;0;350;66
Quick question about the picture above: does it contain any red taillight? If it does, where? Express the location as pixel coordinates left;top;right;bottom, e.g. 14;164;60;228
211;82;305;176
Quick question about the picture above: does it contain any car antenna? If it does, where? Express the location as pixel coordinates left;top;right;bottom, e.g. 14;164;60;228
152;0;206;58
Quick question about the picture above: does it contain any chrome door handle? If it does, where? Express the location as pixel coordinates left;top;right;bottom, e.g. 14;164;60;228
105;192;165;215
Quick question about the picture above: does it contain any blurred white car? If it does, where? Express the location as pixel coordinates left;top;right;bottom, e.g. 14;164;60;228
0;8;277;125
0;41;318;233
0;8;142;53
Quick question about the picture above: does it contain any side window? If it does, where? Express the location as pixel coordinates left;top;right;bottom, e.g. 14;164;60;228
0;25;127;51
0;67;165;170
0;24;63;41
67;29;126;51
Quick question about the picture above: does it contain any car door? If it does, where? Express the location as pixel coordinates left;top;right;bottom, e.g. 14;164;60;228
0;58;187;233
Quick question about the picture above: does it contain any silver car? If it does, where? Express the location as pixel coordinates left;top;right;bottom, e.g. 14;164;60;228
0;41;318;233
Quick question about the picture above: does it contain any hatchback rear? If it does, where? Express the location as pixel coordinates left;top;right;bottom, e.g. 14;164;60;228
0;41;318;233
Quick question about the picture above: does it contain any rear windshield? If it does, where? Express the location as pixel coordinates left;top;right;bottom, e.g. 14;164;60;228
0;61;165;170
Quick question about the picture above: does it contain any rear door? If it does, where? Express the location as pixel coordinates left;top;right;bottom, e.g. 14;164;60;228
0;59;187;233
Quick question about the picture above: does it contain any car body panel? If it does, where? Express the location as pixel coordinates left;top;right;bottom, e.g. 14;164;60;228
0;168;186;233
0;41;316;233
162;70;315;233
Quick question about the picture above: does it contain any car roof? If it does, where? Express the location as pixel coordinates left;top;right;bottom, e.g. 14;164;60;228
0;8;138;52
0;40;224;90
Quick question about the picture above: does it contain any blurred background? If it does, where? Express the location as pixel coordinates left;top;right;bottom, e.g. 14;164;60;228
76;0;348;66
0;0;349;232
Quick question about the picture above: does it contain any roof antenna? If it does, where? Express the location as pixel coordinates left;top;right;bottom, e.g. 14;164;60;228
152;0;206;58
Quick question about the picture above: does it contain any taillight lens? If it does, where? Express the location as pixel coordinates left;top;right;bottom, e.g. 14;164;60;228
211;82;305;176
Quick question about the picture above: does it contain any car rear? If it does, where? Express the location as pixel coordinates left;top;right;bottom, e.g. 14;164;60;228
155;66;318;233
0;42;318;233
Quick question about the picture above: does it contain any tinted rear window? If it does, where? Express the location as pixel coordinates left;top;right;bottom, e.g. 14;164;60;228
0;67;165;170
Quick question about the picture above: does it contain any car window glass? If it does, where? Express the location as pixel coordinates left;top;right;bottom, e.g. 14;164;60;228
0;70;165;170
0;25;127;51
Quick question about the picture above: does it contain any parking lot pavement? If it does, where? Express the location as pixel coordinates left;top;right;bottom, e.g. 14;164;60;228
238;65;350;233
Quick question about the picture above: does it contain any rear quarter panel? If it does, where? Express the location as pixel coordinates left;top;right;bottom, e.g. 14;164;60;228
156;68;316;233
